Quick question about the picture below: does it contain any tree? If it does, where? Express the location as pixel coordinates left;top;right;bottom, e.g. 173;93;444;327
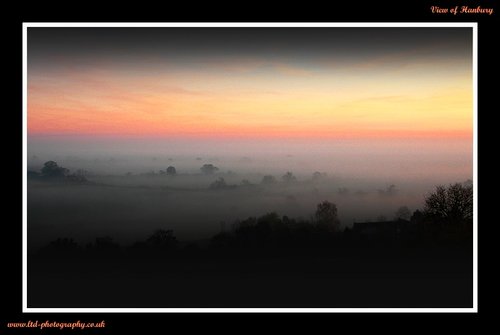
42;238;80;256
424;182;473;226
410;209;424;224
315;201;340;232
394;206;412;221
281;171;297;183
166;166;177;175
65;173;88;183
240;179;252;186
200;164;219;175
261;175;277;185
209;177;228;190
41;161;69;178
146;229;178;249
92;236;120;253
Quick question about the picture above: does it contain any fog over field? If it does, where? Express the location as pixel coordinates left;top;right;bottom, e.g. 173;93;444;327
27;136;472;249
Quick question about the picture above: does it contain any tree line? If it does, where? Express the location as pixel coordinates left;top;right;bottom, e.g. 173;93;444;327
35;181;472;259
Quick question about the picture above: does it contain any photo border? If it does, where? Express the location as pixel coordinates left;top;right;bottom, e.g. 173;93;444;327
22;22;478;313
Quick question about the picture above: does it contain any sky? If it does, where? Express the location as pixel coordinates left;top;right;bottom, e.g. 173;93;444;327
27;27;472;141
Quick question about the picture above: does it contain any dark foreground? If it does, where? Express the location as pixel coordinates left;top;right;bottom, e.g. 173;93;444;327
29;245;471;308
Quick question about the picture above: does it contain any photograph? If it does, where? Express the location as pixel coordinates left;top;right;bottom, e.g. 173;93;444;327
24;23;475;310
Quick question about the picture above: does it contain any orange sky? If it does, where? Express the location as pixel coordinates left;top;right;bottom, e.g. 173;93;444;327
28;69;472;140
28;36;472;141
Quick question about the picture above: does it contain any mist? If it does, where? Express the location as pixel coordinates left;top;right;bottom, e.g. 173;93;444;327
27;136;472;249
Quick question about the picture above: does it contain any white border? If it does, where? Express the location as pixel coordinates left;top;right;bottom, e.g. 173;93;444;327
22;22;478;313
472;24;478;313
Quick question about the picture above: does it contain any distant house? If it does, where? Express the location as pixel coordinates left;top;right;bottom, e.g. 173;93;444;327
352;219;412;241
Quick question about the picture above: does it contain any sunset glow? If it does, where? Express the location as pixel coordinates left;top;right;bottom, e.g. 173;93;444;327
27;28;472;141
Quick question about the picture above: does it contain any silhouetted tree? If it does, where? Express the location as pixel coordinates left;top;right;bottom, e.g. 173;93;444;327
410;209;424;224
394;206;412;221
200;164;219;175
87;236;121;256
210;232;234;249
41;161;69;178
281;171;297;183
65;168;88;183
65;173;88;183
261;175;277;185
240;179;253;186
315;201;340;232
40;238;80;257
49;238;79;250
424;182;473;227
146;229;178;249
94;236;120;250
166;166;177;175
210;177;228;190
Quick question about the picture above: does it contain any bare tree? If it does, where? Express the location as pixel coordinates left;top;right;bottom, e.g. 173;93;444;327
166;166;177;175
200;164;219;175
261;175;277;185
209;177;227;190
146;229;178;249
424;182;473;225
315;201;340;232
281;171;297;183
41;161;69;178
